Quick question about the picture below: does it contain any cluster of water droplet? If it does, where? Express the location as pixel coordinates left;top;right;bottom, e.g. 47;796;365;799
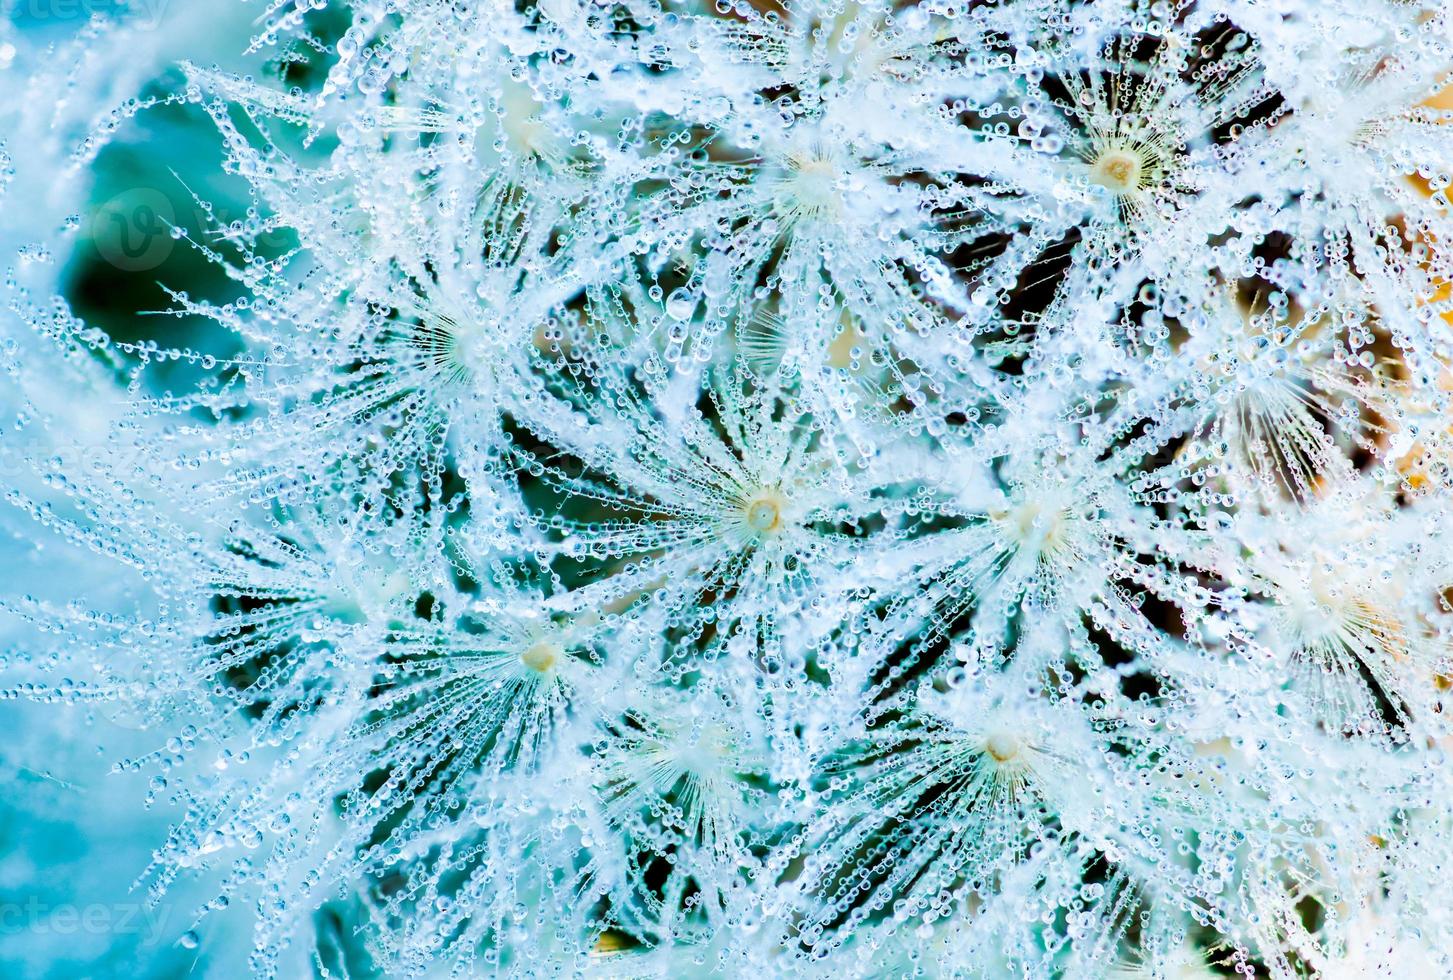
5;0;1453;975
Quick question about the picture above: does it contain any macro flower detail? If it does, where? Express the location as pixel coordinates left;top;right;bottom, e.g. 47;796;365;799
3;0;1453;977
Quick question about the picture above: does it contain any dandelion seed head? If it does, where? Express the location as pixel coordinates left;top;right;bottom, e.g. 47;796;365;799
8;0;1453;974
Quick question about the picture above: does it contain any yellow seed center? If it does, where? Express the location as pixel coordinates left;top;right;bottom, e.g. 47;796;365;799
783;153;842;218
746;500;782;534
1012;500;1043;537
1002;499;1067;551
985;732;1022;764
744;491;786;535
1090;148;1144;194
521;641;562;673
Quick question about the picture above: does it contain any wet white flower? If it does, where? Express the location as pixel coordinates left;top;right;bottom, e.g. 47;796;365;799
4;0;1453;975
